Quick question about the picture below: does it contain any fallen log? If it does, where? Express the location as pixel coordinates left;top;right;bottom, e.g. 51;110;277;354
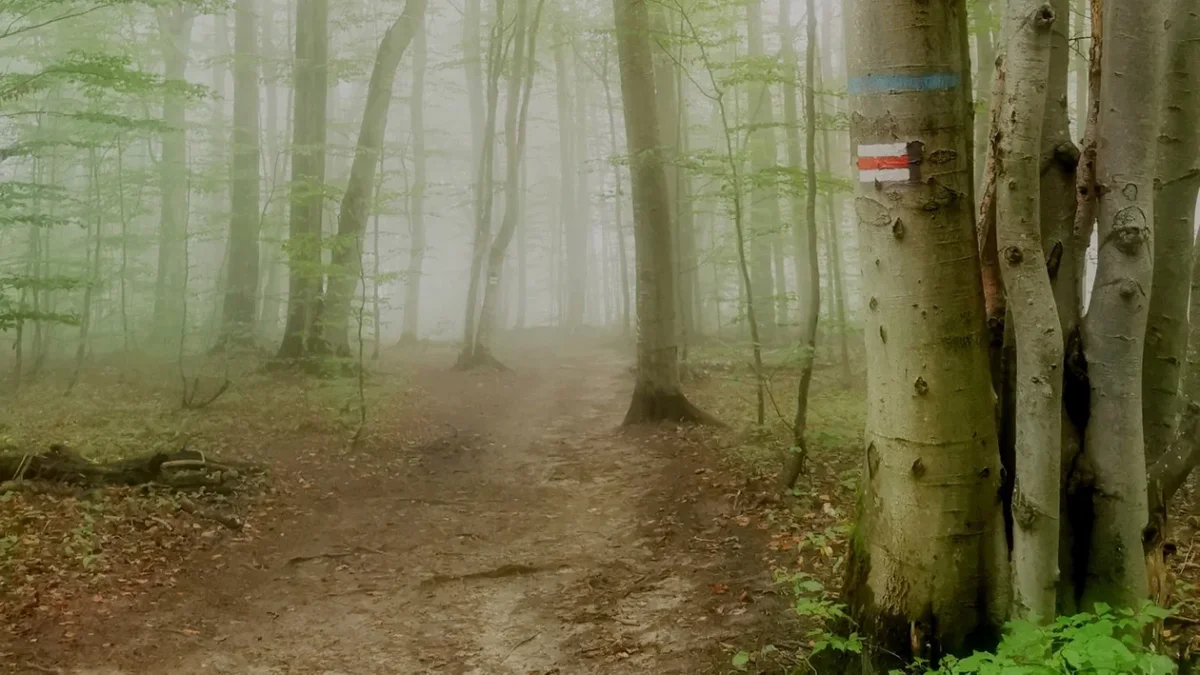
0;444;259;489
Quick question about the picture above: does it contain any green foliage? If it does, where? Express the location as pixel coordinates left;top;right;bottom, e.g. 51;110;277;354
907;604;1177;675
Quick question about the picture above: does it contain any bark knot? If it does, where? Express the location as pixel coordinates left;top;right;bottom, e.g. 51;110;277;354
911;458;926;478
1034;4;1055;28
1004;246;1024;265
869;297;879;311
914;377;929;396
1108;206;1149;255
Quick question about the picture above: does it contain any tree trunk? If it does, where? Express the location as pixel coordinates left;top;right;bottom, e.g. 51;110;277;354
745;0;778;344
401;9;428;343
613;0;713;425
973;0;997;194
995;0;1062;621
845;0;1005;665
601;49;631;336
468;0;546;365
1079;0;1164;609
219;0;262;347
816;46;852;386
573;57;591;331
150;7;195;351
258;0;286;341
1072;0;1088;136
1142;0;1200;467
276;0;331;360
457;0;506;365
324;0;425;355
555;42;582;332
778;0;820;488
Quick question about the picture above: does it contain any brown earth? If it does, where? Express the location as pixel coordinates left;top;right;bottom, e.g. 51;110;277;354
3;339;786;674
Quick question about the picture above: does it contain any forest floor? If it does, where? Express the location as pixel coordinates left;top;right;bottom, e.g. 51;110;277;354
7;331;1200;674
0;333;804;674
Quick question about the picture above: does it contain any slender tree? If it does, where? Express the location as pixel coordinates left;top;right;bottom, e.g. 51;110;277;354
400;8;428;344
218;0;262;347
744;0;777;343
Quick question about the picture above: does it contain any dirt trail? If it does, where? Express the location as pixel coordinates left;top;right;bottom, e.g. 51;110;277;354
19;341;779;674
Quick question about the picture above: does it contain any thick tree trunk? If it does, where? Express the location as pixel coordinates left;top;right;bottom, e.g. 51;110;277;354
1079;0;1164;609
150;7;195;351
1142;0;1200;466
323;0;424;355
845;0;1006;666
995;1;1061;621
276;0;331;360
219;0;262;347
613;0;712;426
401;10;428;343
778;0;820;488
745;0;778;344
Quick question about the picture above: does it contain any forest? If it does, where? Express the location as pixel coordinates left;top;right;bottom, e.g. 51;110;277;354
1;0;1198;672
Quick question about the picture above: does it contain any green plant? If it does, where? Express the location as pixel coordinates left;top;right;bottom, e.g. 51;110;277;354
905;603;1176;675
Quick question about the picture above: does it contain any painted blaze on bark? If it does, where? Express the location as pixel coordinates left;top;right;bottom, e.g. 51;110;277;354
846;0;1004;664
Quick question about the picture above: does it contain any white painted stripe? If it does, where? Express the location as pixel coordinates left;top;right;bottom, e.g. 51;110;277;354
858;168;911;183
858;143;908;158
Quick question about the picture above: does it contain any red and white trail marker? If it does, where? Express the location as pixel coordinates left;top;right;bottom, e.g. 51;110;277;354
856;142;919;183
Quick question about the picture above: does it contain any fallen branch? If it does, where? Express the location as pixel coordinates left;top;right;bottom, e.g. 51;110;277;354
178;496;243;531
0;444;259;490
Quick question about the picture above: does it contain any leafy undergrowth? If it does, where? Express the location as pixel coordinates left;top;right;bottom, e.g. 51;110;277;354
684;339;1200;672
0;347;436;650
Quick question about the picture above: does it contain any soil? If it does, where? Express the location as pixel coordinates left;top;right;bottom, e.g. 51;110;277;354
3;339;786;674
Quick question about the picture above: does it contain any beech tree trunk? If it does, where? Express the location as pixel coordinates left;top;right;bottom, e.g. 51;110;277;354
219;0;261;347
779;0;819;488
1142;0;1200;466
277;0;331;360
150;6;195;350
323;0;425;355
467;0;545;365
613;0;712;425
1079;0;1164;609
458;0;505;364
845;0;1006;665
600;49;632;336
996;0;1061;621
973;0;996;194
401;10;428;343
745;0;778;344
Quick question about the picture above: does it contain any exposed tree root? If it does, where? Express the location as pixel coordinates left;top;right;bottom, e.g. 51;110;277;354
453;347;512;372
420;562;569;588
622;385;720;426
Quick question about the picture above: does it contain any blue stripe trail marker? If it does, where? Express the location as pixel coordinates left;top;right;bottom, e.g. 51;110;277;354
848;73;961;94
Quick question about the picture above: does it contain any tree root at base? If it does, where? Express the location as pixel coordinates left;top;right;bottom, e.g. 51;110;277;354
622;386;721;426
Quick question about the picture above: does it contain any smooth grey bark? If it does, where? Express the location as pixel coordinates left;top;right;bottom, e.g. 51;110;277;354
150;6;195;350
613;0;712;425
276;0;330;359
573;55;591;331
744;0;778;344
1145;0;1200;552
1080;0;1164;609
995;1;1061;621
778;0;819;488
324;0;425;355
973;0;997;193
845;0;1006;665
1072;0;1088;135
401;10;428;343
555;41;582;332
1142;0;1200;466
467;0;546;365
458;0;506;364
219;0;261;346
600;44;631;336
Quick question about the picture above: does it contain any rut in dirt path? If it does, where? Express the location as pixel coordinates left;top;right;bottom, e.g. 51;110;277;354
50;344;778;675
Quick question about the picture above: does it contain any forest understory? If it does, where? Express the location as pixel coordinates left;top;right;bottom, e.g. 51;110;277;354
0;334;825;675
8;332;1200;674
